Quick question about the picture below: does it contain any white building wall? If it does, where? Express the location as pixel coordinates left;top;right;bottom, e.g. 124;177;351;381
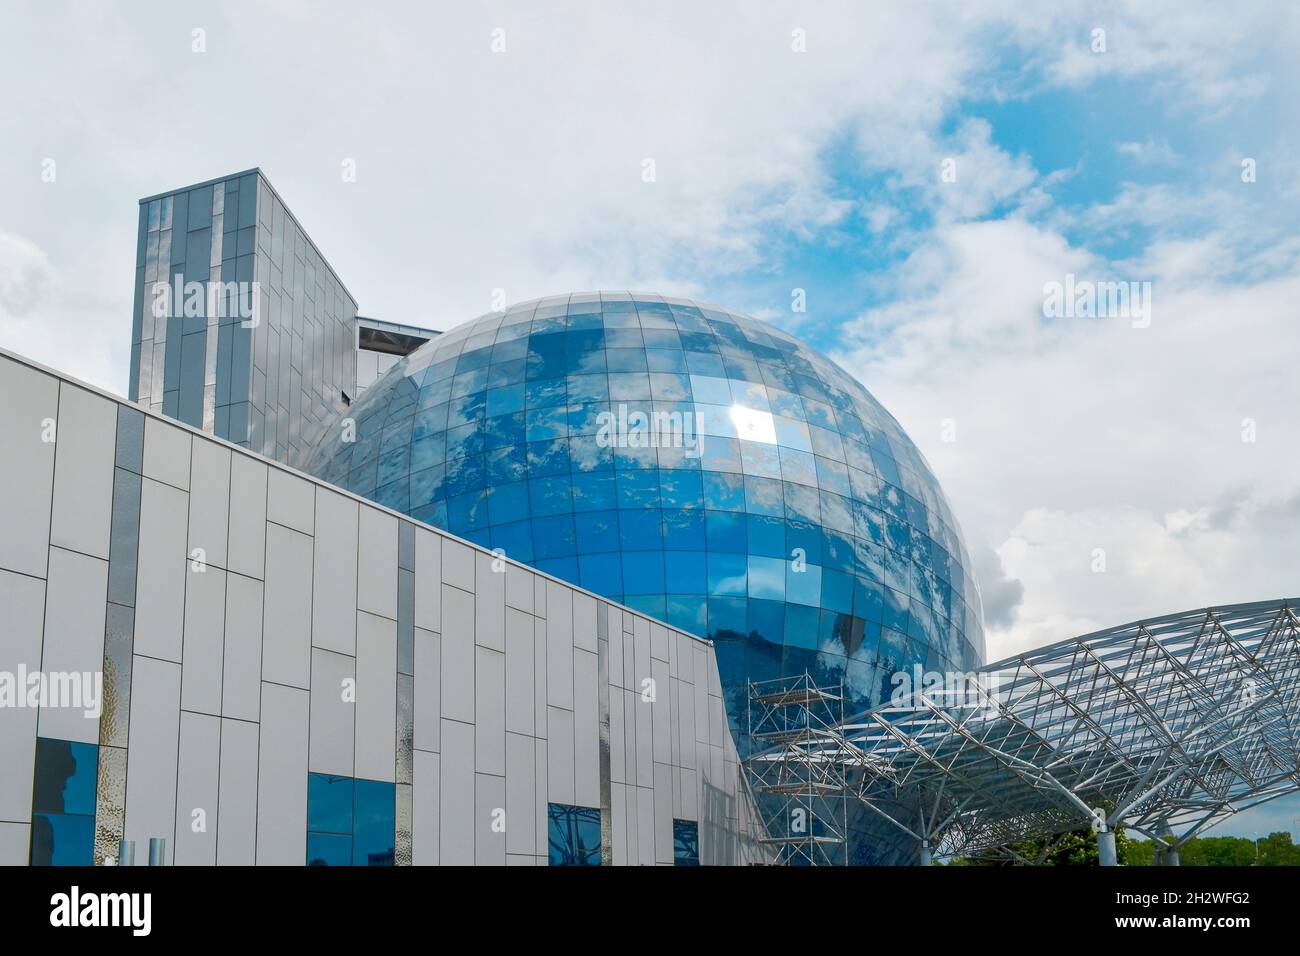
0;347;764;867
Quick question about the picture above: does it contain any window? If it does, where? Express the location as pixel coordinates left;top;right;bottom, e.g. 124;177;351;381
547;803;601;866
306;773;394;866
673;819;700;866
30;738;99;866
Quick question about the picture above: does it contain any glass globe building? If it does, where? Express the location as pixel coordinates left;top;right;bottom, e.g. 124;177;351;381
303;292;985;859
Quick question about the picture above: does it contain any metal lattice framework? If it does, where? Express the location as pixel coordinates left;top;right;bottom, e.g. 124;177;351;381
747;599;1300;863
746;674;854;865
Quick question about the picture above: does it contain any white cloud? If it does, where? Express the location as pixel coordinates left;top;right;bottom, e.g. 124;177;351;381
836;211;1300;659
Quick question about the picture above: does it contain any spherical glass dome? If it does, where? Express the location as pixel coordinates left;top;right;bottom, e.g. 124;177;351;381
305;290;984;759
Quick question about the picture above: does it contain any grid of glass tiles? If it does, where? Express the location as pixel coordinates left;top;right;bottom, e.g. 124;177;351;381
305;292;985;733
130;171;359;469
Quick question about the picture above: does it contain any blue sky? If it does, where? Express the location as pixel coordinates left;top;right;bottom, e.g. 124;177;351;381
2;0;1298;841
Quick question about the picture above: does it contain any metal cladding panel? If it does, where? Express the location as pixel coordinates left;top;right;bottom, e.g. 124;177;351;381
0;347;766;868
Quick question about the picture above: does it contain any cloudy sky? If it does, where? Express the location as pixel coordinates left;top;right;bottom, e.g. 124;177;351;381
3;1;1299;838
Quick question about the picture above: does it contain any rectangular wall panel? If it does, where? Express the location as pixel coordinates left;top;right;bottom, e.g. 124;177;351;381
309;648;356;776
440;585;475;723
0;569;45;823
216;718;259;865
180;566;226;715
261;523;313;688
124;655;182;863
439;719;474;865
412;749;439;865
173;711;221;865
255;682;308;865
413;627;440;753
312;489;358;654
355;611;397;782
38;547;108;744
226;454;267;578
0;361;57;578
187;438;231;570
357;508;398;619
50;384;116;560
132;478;188;663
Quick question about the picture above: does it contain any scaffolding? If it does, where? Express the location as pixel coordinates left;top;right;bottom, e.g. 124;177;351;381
746;673;853;865
744;598;1300;865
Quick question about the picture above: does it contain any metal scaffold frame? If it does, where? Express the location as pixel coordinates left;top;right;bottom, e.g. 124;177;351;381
745;598;1300;865
746;673;855;865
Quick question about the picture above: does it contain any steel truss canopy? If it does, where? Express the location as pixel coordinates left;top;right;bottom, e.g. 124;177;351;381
747;598;1300;863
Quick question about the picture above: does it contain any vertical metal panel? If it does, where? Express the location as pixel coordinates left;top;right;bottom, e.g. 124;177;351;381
439;719;474;864
311;488;358;655
38;547;107;744
226;455;267;578
503;608;534;736
473;551;504;651
412;749;440;865
124;655;182;863
221;573;263;721
0;569;43;822
308;648;355;777
186;439;230;569
440;585;475;723
142;416;191;490
573;648;600;809
474;647;505;776
255;682;309;865
546;706;575;806
357;508;398;619
132;478;187;663
266;468;314;534
50;384;116;559
474;773;506;866
546;584;573;709
173;711;221;865
261;523;313;689
216;717;258;865
504;563;532;613
354;610;397;782
0;824;30;865
413;627;440;753
180;566;226;715
0;361;57;577
440;538;473;592
412;528;441;631
653;762;673;864
572;592;597;653
504;731;535;856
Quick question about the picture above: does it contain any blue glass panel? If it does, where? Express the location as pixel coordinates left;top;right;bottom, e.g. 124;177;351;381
708;552;747;597
32;738;98;816
353;778;395;866
673;819;700;866
547;802;601;866
308;772;353;834
30;813;95;866
621;551;665;594
618;509;662;552
664;550;707;593
307;832;352;866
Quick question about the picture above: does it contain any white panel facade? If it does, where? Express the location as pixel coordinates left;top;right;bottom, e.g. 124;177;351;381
0;348;764;868
49;384;116;560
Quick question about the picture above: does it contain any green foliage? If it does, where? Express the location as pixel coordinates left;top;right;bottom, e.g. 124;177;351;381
952;829;1300;866
1128;830;1300;867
